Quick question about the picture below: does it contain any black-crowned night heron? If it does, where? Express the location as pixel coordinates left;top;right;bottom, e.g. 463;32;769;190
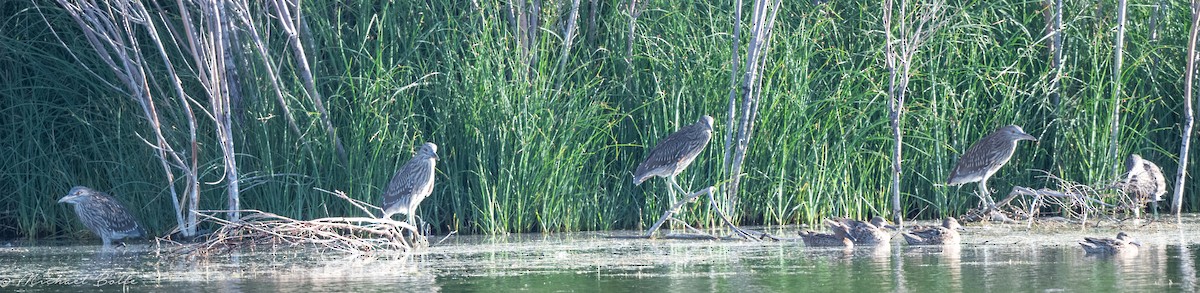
1080;232;1140;256
57;186;146;246
1121;154;1167;215
381;142;439;226
947;125;1037;209
901;217;962;245
831;217;893;245
633;115;713;206
799;221;854;247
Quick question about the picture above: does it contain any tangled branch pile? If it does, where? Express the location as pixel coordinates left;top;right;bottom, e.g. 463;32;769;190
166;190;426;256
168;211;424;257
962;171;1152;225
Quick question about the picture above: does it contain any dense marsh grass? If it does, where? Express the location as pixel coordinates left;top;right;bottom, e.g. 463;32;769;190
1;0;1197;239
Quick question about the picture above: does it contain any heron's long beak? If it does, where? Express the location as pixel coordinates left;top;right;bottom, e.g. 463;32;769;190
433;152;440;160
57;195;73;204
1021;133;1037;142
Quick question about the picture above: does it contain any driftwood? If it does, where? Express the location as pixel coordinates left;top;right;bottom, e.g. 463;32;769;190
641;186;779;241
167;210;422;257
166;189;426;257
962;171;1154;228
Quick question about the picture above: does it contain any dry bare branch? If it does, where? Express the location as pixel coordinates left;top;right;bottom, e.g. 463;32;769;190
725;0;784;223
173;209;422;257
1175;0;1200;220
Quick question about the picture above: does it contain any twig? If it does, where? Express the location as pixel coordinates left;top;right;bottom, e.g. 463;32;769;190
556;0;582;83
644;186;771;241
706;186;769;240
723;0;745;169
314;188;382;217
1108;0;1128;180
434;230;458;246
646;187;712;238
668;218;718;239
230;0;304;138
270;0;348;165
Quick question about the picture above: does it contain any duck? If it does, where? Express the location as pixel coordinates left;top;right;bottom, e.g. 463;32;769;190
799;221;854;247
1080;232;1141;256
831;216;894;245
901;217;962;245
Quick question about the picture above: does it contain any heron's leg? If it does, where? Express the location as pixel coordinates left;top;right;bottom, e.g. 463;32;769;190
668;176;692;201
669;176;703;230
975;181;986;207
407;212;416;230
667;176;681;207
978;179;996;210
415;214;430;235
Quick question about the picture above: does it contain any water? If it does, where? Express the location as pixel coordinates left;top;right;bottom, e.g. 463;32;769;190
2;218;1198;292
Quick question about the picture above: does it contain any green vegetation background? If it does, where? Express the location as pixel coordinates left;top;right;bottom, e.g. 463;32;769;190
0;0;1194;239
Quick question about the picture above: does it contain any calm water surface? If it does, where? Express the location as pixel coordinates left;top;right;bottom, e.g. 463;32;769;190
3;217;1199;292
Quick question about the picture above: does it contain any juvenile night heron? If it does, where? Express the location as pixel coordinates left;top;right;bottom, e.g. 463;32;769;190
901;217;962;245
947;125;1037;210
633;115;713;205
831;217;893;246
381;142;439;226
1121;154;1167;216
1080;232;1141;256
57;186;146;246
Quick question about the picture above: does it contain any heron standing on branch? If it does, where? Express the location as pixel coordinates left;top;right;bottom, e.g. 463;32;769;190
381;142;439;227
58;186;146;246
947;125;1037;210
633;115;713;209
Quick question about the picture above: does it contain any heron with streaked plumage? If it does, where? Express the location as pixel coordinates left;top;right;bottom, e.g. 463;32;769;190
381;142;439;227
58;186;146;246
633;115;714;207
946;125;1037;210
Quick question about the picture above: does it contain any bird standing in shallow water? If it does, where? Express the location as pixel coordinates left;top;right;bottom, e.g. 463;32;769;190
1120;154;1167;218
58;186;145;246
1080;232;1140;256
633;115;713;208
381;142;439;227
901;217;962;245
947;125;1037;210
